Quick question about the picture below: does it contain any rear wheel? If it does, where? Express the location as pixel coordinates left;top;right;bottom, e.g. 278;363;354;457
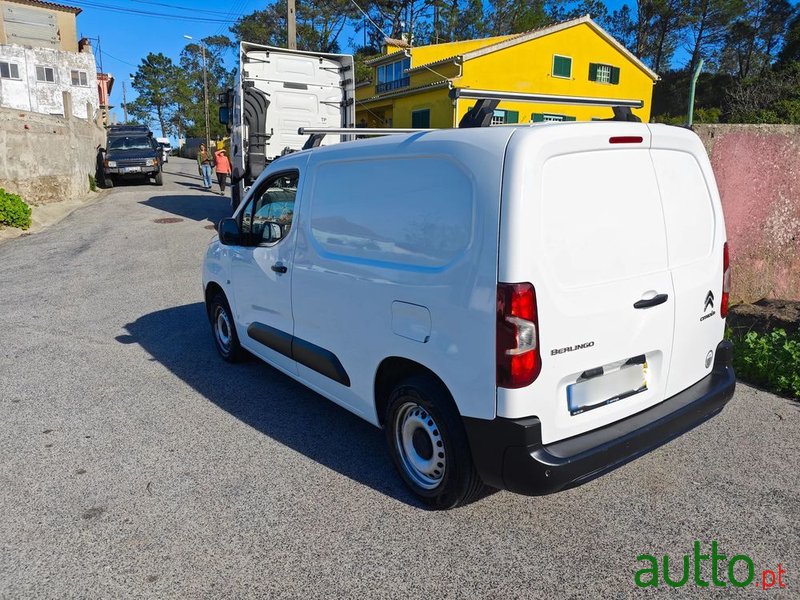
208;292;243;362
385;374;485;509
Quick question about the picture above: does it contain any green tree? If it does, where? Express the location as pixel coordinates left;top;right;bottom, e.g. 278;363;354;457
230;0;355;53
129;53;179;137
720;0;794;79
175;36;234;140
683;0;743;75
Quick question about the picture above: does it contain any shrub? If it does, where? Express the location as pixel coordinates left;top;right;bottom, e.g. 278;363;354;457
0;188;32;230
729;328;800;398
88;173;97;192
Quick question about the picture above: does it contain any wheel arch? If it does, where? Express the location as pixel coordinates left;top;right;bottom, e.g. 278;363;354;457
204;281;226;320
374;357;459;427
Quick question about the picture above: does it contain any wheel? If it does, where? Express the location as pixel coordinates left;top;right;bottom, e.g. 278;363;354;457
103;175;114;188
154;170;163;186
208;292;243;362
231;180;241;212
385;374;485;509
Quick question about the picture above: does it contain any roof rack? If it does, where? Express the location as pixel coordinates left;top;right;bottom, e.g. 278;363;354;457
297;89;644;147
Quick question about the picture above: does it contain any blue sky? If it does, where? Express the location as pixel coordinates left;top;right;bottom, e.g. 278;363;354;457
71;0;629;123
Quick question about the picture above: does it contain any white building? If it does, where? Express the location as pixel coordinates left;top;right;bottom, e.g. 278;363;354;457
0;1;98;119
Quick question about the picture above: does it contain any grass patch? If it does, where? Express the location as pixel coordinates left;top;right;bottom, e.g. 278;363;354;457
727;328;800;398
88;173;97;192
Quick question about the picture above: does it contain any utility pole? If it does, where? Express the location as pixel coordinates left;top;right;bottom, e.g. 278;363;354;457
288;0;296;50
122;81;127;123
184;35;211;149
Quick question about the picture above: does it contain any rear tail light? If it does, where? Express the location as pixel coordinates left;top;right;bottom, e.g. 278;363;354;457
497;283;541;388
721;242;730;318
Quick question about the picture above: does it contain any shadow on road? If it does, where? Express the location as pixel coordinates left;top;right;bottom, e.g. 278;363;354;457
117;302;421;507
140;194;230;224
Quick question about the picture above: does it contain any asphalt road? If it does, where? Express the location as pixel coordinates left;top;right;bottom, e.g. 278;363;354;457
1;158;798;599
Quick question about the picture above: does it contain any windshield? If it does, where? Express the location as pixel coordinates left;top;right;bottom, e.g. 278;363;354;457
109;136;153;151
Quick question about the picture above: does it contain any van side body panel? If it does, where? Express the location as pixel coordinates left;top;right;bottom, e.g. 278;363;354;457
291;129;515;422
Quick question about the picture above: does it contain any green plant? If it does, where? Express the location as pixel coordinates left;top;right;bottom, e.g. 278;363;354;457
88;173;97;192
0;188;32;230
728;328;800;398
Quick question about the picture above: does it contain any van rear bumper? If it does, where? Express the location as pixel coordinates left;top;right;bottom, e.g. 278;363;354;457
463;340;736;495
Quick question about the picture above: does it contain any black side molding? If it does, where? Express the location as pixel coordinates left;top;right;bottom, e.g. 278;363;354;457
247;322;350;387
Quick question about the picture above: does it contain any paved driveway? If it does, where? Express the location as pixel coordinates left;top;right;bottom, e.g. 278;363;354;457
1;158;798;598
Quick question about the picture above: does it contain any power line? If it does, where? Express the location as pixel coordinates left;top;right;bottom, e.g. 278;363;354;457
67;0;239;23
349;0;389;40
129;0;239;15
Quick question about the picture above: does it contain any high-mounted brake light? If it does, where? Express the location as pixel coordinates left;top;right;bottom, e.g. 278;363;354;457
721;242;730;318
609;136;643;144
497;283;541;389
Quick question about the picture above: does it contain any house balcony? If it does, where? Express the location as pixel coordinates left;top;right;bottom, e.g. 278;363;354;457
376;77;410;94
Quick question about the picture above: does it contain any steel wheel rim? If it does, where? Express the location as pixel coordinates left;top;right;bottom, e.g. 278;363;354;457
394;401;445;490
214;307;232;353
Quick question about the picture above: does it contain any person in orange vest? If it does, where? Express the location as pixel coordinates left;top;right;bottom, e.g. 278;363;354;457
214;148;231;195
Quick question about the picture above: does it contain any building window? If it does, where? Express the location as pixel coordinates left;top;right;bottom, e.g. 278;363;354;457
589;63;620;85
71;70;88;86
411;109;430;128
376;57;411;93
532;113;577;122
0;61;21;79
36;66;56;83
490;109;519;125
552;55;572;79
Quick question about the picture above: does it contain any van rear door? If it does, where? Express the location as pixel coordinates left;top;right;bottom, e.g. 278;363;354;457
648;125;727;398
499;123;676;444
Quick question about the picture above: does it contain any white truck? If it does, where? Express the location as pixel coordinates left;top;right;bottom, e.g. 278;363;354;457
218;43;355;209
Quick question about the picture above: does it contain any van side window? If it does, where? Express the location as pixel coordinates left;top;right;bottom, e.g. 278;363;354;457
240;171;298;244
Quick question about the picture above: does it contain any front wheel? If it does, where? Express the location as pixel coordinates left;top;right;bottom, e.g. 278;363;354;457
153;170;163;186
385;374;485;509
208;292;243;363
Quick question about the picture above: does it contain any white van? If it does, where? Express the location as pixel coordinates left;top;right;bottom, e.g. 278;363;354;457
156;137;171;163
202;121;735;509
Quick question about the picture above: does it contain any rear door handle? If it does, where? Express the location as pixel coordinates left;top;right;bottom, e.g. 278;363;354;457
634;293;668;309
271;263;288;274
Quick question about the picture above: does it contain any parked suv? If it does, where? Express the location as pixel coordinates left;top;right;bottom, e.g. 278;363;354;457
101;125;163;187
202;121;736;509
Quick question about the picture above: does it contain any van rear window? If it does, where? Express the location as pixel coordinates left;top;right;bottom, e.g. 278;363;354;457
651;150;715;267
541;149;669;289
309;157;474;269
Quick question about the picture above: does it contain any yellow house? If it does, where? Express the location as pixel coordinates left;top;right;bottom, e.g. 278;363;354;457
355;15;659;129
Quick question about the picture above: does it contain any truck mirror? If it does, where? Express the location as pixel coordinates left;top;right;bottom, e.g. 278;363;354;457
218;106;229;125
218;218;241;246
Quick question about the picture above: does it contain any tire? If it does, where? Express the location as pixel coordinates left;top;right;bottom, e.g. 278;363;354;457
231;180;241;212
208;292;243;363
103;175;114;188
154;170;163;186
385;374;485;509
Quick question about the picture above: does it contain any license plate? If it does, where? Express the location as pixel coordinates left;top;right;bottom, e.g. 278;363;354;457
567;362;647;416
122;166;141;173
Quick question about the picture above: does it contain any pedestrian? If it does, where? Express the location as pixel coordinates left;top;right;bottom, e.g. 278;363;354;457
197;144;213;190
214;148;231;195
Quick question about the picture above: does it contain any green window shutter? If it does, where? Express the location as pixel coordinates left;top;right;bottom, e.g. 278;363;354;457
610;66;620;85
565;116;577;121
553;55;571;78
532;113;544;122
588;63;598;81
412;109;430;128
505;110;519;124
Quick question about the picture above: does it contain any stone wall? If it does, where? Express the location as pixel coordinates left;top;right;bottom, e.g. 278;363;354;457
0;106;105;205
694;124;800;303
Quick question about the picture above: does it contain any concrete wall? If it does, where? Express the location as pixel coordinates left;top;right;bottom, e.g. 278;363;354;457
0;105;104;205
695;124;800;303
0;43;97;118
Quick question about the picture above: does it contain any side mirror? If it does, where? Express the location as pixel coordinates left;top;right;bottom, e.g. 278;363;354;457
218;218;241;246
218;105;229;125
98;147;106;153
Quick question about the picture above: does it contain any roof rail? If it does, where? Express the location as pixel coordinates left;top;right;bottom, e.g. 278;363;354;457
450;88;643;125
298;127;435;149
